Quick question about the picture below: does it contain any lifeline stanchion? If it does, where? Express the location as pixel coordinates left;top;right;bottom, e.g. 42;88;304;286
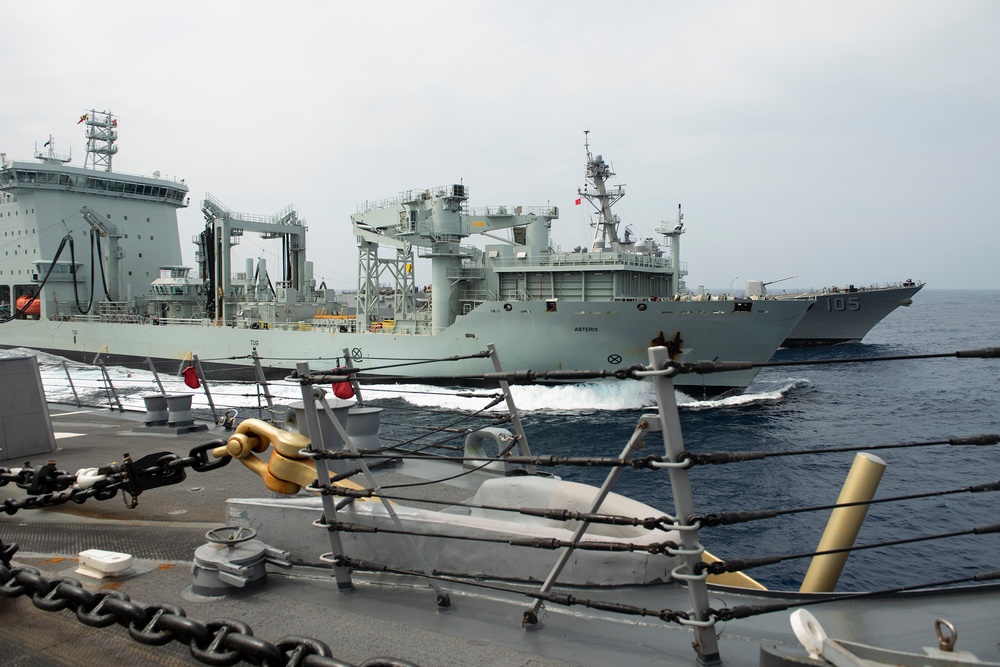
96;358;124;412
487;343;535;475
192;353;220;424
340;347;364;407
649;346;720;665
521;407;650;628
146;356;166;395
294;360;355;592
62;361;82;406
251;348;275;415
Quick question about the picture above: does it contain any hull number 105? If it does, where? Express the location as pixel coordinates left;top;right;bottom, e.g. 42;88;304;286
826;296;861;312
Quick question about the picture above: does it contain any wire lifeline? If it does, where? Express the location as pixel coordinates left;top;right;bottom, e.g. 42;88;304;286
317;518;680;554
312;450;663;470
686;433;1000;465
278;350;492;375
693;479;1000;527
710;568;1000;623
699;523;1000;575
332;554;697;627
312;482;683;531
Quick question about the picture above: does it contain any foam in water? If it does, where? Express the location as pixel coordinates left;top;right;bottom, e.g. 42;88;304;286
677;378;811;411
2;347;807;414
369;379;657;413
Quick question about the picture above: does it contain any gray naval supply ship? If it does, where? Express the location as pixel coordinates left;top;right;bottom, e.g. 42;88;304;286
0;111;811;397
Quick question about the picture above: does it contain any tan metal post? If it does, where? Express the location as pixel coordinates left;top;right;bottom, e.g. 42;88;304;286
800;452;886;592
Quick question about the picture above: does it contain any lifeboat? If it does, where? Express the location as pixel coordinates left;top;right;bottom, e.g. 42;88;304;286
15;295;40;318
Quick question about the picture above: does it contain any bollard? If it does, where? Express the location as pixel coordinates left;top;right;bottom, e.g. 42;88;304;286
346;407;383;450
166;394;195;427
141;395;169;426
285;399;351;450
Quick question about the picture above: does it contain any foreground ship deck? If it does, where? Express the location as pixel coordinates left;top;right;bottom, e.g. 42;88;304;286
2;341;999;667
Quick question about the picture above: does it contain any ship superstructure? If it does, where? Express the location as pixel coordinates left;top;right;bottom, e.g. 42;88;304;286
0;110;189;322
1;116;809;397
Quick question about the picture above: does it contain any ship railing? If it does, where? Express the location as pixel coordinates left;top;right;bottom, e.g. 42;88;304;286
796;279;925;295
100;313;144;324
446;266;486;281
490;251;673;270
467;204;558;218
357;184;471;214
158;317;204;326
203;193;297;226
458;287;530;303
97;302;142;323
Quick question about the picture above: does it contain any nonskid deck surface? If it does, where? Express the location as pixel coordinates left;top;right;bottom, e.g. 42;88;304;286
5;534;997;667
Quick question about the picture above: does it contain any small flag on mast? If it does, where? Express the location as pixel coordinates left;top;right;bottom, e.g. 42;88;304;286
574;197;582;205
77;114;88;124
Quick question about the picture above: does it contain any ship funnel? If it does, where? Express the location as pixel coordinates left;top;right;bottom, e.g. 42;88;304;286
257;259;268;292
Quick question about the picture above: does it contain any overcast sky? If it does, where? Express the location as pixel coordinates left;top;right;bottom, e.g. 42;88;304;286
3;1;997;291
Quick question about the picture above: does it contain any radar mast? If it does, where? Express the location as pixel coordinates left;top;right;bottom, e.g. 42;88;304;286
83;110;119;172
577;130;626;251
33;136;71;164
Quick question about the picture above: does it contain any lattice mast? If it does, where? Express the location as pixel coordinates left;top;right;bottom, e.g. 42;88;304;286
83;109;119;172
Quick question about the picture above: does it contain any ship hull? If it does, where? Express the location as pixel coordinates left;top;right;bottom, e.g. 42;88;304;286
780;284;923;347
0;298;809;398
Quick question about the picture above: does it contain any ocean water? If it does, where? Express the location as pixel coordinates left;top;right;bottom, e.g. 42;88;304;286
4;289;997;592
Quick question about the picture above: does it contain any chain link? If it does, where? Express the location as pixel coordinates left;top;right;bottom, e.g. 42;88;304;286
0;444;420;664
0;551;418;667
0;440;233;516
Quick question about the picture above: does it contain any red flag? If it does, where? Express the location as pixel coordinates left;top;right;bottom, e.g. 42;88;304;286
574;197;581;205
77;114;88;124
332;381;355;399
181;365;201;389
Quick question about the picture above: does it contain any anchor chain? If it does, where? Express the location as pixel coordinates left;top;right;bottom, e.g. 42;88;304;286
0;440;231;515
0;540;417;667
1;419;370;515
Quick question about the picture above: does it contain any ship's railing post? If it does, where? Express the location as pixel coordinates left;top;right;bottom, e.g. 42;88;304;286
486;343;533;467
250;348;274;415
146;356;166;396
62;361;82;407
313;388;452;607
191;354;220;425
339;347;363;407
522;411;650;627
294;361;354;592
649;346;720;665
96;359;123;413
